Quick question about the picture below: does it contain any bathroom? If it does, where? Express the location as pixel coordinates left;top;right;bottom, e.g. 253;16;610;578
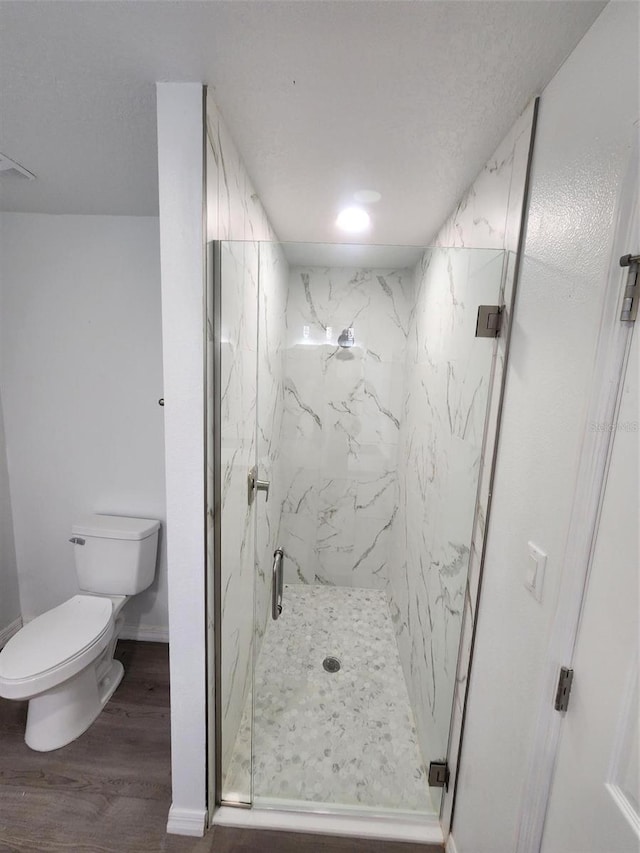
0;2;638;852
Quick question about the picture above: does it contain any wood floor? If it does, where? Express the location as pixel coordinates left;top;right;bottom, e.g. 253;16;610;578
0;640;442;853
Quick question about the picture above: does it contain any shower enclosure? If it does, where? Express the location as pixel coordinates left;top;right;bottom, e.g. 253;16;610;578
209;239;508;823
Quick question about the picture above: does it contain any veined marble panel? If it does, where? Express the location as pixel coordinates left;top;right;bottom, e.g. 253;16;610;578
206;94;288;794
219;240;259;785
280;265;412;589
390;101;536;824
434;102;535;253
389;247;505;789
219;236;288;793
435;103;536;833
255;240;288;647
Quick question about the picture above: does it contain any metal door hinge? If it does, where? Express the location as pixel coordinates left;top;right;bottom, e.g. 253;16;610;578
554;666;574;712
619;254;639;322
428;760;450;789
476;305;503;338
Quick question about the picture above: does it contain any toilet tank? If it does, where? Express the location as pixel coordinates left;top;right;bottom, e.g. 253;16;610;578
70;514;161;595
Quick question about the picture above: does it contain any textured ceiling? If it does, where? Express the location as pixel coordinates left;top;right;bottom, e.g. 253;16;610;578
0;1;606;245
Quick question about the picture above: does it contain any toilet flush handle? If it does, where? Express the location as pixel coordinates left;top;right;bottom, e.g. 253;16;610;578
69;537;85;545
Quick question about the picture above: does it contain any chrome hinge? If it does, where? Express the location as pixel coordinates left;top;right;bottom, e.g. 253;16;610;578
428;760;450;789
619;254;639;322
475;305;503;338
554;666;574;712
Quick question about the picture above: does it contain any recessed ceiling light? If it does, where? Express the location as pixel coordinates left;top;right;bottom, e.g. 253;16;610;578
336;207;370;233
354;189;381;204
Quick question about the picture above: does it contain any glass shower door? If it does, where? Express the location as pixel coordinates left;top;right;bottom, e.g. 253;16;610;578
217;239;260;805
393;246;507;814
215;240;507;817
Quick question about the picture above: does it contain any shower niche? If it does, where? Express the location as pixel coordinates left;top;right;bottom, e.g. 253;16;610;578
210;239;508;820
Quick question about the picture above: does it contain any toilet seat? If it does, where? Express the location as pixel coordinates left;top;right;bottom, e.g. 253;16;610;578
0;595;114;700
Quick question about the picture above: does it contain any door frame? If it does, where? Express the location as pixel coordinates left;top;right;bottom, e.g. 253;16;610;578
514;143;639;853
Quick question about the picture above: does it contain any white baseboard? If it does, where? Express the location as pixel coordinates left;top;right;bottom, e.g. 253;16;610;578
213;805;443;845
0;616;23;648
119;624;169;643
446;833;460;853
166;805;207;837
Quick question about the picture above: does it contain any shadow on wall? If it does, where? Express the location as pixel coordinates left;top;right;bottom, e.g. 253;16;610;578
0;386;21;637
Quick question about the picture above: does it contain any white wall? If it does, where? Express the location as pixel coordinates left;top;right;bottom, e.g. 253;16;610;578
0;385;20;636
0;213;166;637
156;83;207;836
453;4;639;851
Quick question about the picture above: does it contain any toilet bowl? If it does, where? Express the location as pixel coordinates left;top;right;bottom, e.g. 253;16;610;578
0;514;160;751
0;595;126;751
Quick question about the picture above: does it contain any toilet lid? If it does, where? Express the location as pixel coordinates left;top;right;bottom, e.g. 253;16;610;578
0;595;113;681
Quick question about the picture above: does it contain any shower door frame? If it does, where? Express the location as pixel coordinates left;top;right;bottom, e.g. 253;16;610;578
207;238;259;815
206;239;223;821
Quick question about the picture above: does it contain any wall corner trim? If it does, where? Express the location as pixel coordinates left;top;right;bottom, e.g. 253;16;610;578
166;805;208;837
446;834;460;853
0;616;23;649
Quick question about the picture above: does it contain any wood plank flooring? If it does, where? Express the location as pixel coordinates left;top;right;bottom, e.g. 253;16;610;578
0;640;442;853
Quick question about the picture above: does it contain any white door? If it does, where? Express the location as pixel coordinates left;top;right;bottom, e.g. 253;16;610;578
541;326;639;853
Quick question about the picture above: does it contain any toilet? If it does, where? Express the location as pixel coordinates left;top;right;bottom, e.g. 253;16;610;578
0;514;160;752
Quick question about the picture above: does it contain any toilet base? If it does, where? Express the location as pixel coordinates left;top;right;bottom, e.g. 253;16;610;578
25;656;124;752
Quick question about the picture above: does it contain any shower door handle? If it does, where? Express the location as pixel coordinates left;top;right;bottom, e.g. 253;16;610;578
272;548;284;620
248;466;270;504
256;479;270;500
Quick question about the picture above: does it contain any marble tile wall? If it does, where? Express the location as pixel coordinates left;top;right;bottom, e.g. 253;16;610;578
279;265;413;588
205;94;287;787
255;240;288;646
389;246;505;780
388;101;537;819
217;239;259;788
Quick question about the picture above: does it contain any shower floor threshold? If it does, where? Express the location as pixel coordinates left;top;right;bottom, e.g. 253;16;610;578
213;804;444;845
253;795;435;820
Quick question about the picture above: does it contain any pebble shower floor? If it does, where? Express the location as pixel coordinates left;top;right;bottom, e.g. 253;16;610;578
224;585;435;813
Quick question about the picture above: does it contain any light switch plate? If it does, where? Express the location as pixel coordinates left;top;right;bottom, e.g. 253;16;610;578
525;541;547;602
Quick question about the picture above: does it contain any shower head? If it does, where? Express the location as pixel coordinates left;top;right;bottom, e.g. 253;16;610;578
337;328;355;348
